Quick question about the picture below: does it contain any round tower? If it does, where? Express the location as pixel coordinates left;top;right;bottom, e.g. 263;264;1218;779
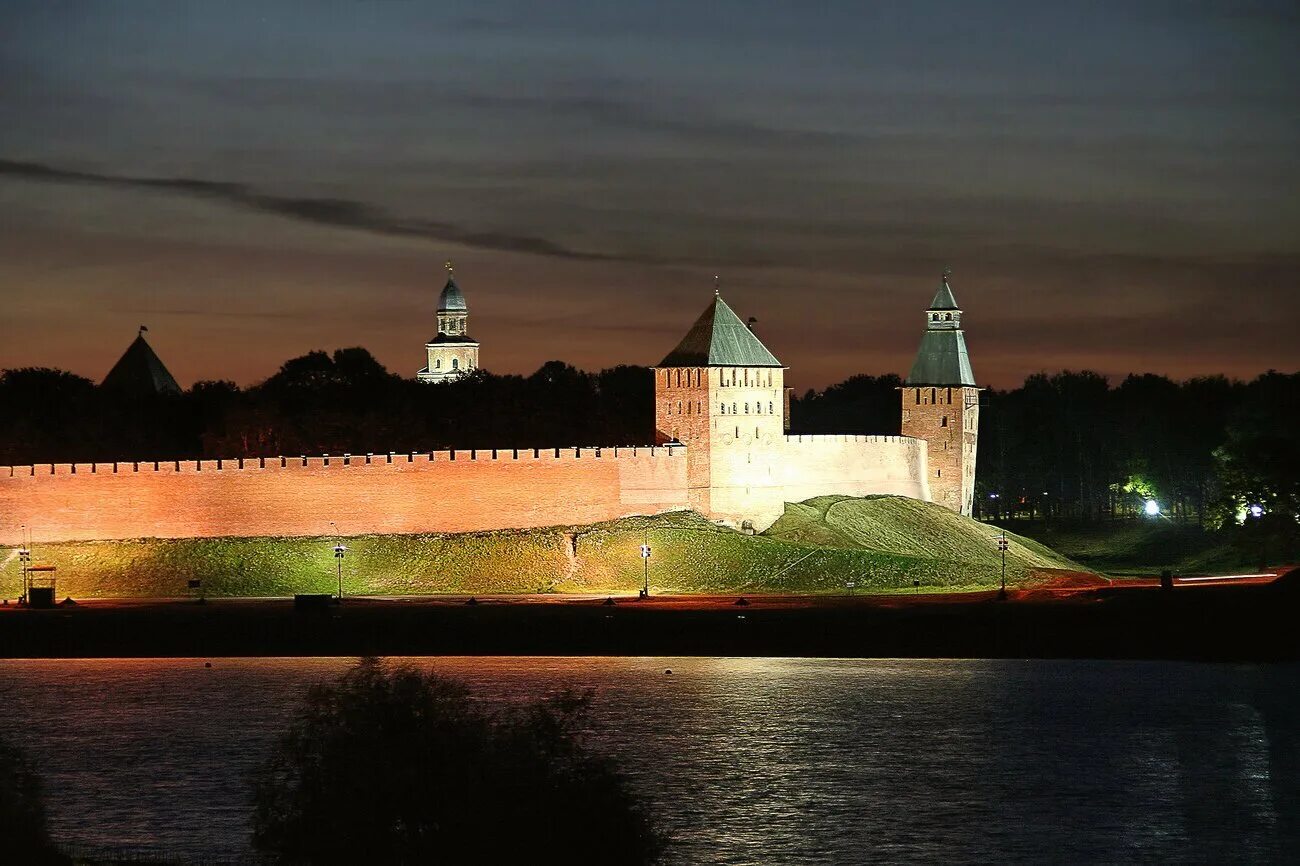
417;261;480;382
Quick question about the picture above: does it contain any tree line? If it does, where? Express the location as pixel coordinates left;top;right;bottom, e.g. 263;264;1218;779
1;351;1295;528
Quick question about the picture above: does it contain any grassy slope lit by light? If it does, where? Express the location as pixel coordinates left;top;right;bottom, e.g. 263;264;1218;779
0;496;1086;599
1007;518;1258;577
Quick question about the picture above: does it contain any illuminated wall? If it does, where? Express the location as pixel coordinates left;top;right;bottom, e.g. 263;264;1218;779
900;385;980;516
705;434;930;529
0;447;689;544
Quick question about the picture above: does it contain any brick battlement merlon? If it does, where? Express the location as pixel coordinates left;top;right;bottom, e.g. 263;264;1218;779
0;444;686;478
782;434;925;446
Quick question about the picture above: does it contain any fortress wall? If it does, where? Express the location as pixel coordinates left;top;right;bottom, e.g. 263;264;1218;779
776;435;930;503
706;434;930;530
0;446;689;544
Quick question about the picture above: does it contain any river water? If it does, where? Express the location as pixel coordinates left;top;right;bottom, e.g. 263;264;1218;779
0;658;1295;864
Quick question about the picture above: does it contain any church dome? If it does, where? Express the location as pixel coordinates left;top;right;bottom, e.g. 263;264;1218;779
438;276;467;312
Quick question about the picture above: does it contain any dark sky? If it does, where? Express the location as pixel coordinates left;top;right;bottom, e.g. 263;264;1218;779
1;1;1296;390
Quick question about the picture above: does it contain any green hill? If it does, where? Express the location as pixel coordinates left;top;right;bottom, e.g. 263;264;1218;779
0;496;1087;599
764;495;1084;573
1005;518;1289;577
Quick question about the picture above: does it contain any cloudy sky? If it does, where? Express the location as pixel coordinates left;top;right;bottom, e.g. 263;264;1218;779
1;0;1296;389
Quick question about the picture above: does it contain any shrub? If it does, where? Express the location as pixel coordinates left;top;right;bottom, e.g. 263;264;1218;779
251;658;663;864
0;735;66;865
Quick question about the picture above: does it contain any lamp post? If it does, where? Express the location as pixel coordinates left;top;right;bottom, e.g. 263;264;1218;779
640;531;651;598
1248;504;1266;570
330;521;346;602
996;530;1009;600
18;524;31;604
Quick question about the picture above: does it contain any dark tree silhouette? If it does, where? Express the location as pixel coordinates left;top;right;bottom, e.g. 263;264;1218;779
0;735;66;865
3;350;1297;534
250;658;663;865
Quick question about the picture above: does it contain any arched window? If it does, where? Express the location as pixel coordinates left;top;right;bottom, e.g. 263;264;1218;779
677;401;682;414
930;388;936;403
744;403;749;414
732;403;737;414
941;416;948;427
434;359;441;369
769;401;774;414
675;370;682;388
452;358;459;371
720;404;726;414
945;313;952;321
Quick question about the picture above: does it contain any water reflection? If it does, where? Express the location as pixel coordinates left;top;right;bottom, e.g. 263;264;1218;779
0;658;1295;864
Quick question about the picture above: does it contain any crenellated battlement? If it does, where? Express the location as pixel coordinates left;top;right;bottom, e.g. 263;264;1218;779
783;434;923;446
0;444;685;479
0;443;692;544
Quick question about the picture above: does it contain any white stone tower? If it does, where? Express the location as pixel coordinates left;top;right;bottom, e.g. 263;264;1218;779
417;260;480;382
654;286;786;520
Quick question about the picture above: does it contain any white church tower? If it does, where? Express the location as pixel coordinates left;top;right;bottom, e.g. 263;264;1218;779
417;260;480;382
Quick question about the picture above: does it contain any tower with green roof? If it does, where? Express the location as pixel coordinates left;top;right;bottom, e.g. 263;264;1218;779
900;269;981;516
417;260;480;382
654;287;786;519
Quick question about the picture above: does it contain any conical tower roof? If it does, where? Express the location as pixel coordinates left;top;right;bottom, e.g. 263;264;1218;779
658;293;781;367
906;272;976;386
929;274;959;310
102;331;182;396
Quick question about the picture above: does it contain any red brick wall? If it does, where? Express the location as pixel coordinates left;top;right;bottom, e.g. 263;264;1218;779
900;386;980;516
0;447;688;544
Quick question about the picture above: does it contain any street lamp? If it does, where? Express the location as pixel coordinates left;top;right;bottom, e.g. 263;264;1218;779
996;530;1009;600
1144;499;1160;517
330;521;346;602
640;531;651;598
1247;504;1267;570
17;523;31;604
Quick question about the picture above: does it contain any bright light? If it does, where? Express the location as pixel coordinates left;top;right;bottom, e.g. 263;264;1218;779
1144;499;1160;517
1248;504;1264;519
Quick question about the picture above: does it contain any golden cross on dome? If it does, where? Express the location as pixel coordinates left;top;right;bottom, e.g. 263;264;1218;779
943;266;953;281
714;274;720;296
445;259;454;274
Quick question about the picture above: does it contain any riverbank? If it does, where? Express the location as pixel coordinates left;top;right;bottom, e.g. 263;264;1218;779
1;571;1294;661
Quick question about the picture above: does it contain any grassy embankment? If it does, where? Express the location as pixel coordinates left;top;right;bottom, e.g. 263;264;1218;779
0;495;1085;599
1006;518;1285;577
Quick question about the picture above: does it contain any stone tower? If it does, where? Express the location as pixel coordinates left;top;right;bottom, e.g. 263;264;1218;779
900;270;980;516
654;288;785;519
417;261;480;382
